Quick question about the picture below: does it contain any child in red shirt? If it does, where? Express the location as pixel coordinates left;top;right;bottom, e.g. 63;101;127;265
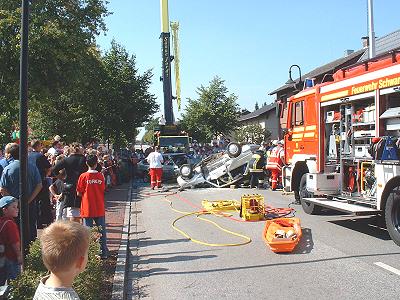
76;154;108;259
0;196;21;285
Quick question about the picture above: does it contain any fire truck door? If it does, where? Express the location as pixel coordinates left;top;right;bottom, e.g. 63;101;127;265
290;100;306;154
287;97;319;163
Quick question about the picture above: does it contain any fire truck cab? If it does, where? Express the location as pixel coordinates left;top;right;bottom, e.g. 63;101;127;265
283;50;400;246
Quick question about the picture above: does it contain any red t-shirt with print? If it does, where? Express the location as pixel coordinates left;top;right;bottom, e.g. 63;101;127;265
0;216;20;261
76;170;105;218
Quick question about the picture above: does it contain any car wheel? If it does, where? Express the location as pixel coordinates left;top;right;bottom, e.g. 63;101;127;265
179;164;193;178
299;173;321;214
227;142;241;158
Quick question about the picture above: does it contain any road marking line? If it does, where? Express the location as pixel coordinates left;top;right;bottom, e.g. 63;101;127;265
374;262;400;276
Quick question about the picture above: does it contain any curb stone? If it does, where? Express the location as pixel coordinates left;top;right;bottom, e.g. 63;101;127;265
111;182;134;300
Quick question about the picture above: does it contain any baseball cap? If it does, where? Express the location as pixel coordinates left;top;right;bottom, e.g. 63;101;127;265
0;196;18;208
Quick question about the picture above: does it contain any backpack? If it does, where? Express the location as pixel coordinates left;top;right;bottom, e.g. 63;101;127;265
0;219;11;268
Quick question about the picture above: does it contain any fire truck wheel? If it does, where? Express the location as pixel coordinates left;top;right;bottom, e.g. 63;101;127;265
227;142;241;158
299;173;321;215
384;183;400;246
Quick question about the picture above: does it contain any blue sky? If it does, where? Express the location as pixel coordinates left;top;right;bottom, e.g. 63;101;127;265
96;0;400;121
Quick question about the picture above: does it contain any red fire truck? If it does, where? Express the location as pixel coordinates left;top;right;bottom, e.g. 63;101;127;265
282;50;400;245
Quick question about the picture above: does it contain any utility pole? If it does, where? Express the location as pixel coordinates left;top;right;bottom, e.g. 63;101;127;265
19;0;30;266
160;0;174;125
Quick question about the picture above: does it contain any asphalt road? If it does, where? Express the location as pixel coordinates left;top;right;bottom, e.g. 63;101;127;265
127;183;400;300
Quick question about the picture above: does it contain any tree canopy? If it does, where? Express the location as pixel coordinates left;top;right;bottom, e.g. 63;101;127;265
142;117;160;144
234;124;271;145
0;1;157;146
97;41;158;146
179;76;239;143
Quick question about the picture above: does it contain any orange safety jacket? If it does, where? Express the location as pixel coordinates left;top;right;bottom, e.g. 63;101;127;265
266;145;284;171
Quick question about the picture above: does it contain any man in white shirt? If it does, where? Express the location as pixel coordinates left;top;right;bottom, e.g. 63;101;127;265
146;146;164;189
48;140;61;156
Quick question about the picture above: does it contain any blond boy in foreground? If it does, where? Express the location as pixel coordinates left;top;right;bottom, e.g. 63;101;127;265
33;221;90;300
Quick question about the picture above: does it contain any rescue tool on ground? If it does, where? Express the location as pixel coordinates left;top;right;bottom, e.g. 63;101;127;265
201;194;295;221
200;194;300;253
279;49;400;247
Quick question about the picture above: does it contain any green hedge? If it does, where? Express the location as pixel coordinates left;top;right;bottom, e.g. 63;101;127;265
8;230;104;300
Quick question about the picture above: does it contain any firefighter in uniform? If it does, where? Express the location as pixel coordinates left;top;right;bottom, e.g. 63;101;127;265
266;140;284;190
249;149;266;189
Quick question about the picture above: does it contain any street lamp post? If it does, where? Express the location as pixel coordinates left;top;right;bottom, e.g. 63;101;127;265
286;64;302;91
19;0;30;267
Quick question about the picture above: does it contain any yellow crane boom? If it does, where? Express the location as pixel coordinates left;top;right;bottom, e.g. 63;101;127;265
170;21;181;111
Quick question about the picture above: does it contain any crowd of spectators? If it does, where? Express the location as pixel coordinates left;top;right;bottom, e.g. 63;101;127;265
0;135;278;290
0;137;140;285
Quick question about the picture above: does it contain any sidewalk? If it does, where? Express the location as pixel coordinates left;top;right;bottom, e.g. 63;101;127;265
105;182;131;252
103;181;133;300
105;180;146;300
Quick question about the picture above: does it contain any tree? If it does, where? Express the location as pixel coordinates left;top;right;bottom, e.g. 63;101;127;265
240;108;251;115
234;124;271;145
255;102;259;110
97;41;158;147
0;0;109;143
142;117;160;144
180;76;239;143
0;2;158;146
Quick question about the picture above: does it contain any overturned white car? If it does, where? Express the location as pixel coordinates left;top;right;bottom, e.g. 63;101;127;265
177;143;259;189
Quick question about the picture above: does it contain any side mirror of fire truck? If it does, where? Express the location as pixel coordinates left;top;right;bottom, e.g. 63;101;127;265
276;100;286;119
